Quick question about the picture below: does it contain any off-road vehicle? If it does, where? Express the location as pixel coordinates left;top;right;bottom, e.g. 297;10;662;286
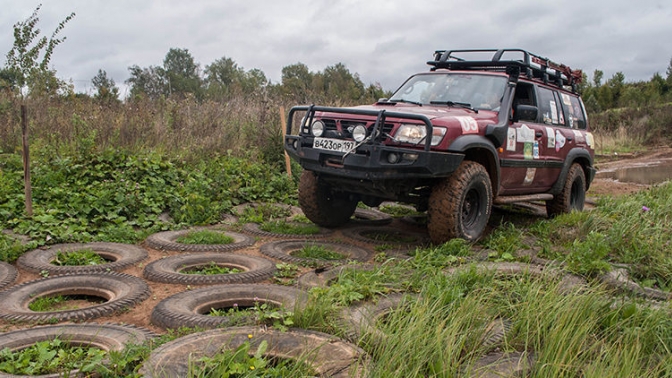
284;48;595;243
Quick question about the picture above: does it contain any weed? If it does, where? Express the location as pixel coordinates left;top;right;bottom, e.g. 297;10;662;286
290;245;345;261
0;338;105;375
176;230;234;245
53;248;107;266
259;220;320;235
181;262;242;275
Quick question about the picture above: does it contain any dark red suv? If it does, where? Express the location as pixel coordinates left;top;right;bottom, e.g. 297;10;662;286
284;48;595;243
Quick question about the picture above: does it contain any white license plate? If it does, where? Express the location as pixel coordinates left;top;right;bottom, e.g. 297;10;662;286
313;137;355;153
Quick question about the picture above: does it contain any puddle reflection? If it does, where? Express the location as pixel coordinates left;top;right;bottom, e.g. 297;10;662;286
596;160;672;185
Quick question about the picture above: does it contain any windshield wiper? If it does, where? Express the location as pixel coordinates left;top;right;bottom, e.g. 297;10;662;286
430;100;478;113
390;99;423;106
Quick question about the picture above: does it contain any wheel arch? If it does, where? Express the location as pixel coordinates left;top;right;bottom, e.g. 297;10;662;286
551;148;594;194
448;135;501;196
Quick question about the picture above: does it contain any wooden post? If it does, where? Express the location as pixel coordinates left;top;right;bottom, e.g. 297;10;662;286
280;106;292;178
21;104;33;217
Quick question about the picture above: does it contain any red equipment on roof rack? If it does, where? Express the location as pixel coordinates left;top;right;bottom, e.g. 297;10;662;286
427;48;582;92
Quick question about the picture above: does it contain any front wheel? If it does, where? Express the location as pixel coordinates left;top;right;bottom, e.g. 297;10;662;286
428;161;493;244
546;163;586;217
299;171;357;228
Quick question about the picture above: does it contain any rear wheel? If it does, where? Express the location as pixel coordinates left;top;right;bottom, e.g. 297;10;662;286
428;161;493;243
299;171;357;227
546;163;585;217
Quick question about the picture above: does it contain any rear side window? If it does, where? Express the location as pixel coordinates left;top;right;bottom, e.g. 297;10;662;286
561;94;587;129
537;87;563;125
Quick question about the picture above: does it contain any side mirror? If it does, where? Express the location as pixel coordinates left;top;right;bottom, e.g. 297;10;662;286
513;104;538;122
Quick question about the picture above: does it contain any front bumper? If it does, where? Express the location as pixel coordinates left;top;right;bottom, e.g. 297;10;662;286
285;135;464;180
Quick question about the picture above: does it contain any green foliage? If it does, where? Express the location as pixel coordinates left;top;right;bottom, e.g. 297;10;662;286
272;263;300;285
4;4;75;96
91;69;120;104
182;262;241;275
53;248;106;266
0;148;297;250
176;230;234;245
258;220;320;235
238;203;292;224
209;302;294;331
291;245;345;260
0;338;105;376
189;339;316;378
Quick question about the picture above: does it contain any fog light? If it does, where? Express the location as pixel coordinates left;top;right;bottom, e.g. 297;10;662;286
403;153;419;161
387;153;400;164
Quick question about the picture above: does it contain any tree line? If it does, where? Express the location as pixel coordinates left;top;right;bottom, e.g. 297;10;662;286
1;4;672;113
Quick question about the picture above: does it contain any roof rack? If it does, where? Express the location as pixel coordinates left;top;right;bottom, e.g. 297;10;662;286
427;48;582;91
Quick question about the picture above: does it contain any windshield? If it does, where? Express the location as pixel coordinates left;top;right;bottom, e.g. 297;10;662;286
389;73;507;111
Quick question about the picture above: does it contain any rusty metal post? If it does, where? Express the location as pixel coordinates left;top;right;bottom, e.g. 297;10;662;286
280;106;292;178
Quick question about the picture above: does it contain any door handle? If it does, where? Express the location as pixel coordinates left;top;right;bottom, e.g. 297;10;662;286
535;132;543;138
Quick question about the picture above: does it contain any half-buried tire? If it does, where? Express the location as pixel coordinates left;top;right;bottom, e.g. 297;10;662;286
0;323;155;378
140;326;368;378
0;272;150;323
144;228;254;252
143;253;276;285
0;261;18;291
150;284;307;330
16;242;148;275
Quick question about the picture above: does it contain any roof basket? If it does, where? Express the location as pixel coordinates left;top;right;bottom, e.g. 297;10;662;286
427;48;582;91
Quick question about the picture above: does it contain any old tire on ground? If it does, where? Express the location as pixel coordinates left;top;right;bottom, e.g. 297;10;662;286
341;226;429;248
0;272;150;323
143;253;276;285
140;326;368;378
150;284;307;330
546;163;586;217
144;228;254;252
299;171;358;228
260;240;372;265
428;161;493;243
0;323;155;378
339;293;411;345
16;242;148;275
350;208;393;226
242;222;334;238
0;261;18;291
298;264;375;290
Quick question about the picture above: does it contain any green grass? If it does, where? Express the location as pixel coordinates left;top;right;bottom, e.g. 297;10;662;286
176;230;234;244
28;295;104;312
188;339;316;378
290;245;345;260
181;262;242;275
53;248;107;266
259;220;320;235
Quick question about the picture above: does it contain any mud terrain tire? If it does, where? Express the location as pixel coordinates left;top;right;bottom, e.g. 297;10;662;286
143;253;276;285
140;326;368;378
0;273;150;323
299;171;357;228
150;284;307;330
17;242;148;275
546;163;586;217
428;161;492;243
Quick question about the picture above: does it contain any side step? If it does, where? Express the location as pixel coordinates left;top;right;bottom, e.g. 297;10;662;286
494;194;553;204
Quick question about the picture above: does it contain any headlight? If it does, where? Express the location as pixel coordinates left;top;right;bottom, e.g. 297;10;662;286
395;125;446;146
311;120;325;137
351;124;367;142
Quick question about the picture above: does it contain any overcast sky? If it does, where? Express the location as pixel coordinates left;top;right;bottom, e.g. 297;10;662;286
1;0;671;98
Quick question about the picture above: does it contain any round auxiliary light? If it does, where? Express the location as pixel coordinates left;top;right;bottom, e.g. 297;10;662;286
387;152;400;164
352;125;367;142
311;120;325;137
